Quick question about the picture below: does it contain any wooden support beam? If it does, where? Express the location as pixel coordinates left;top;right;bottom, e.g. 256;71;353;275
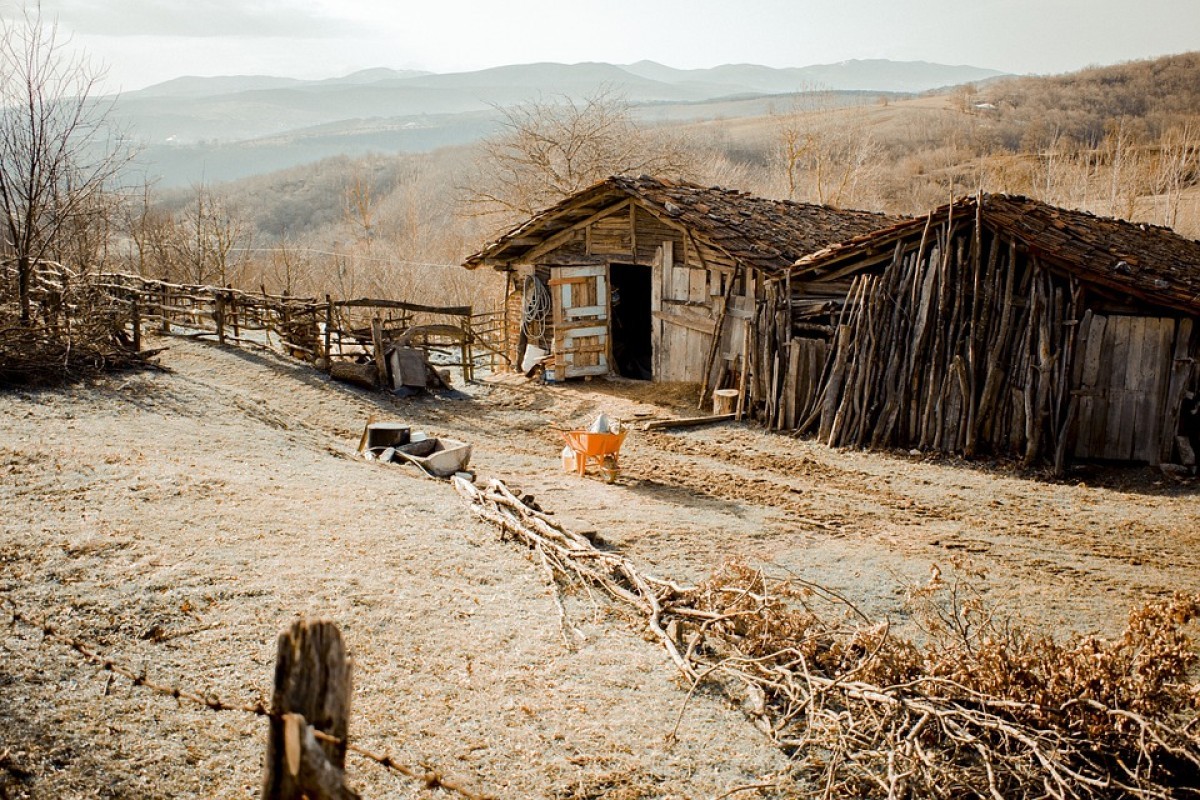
641;413;735;431
522;199;633;263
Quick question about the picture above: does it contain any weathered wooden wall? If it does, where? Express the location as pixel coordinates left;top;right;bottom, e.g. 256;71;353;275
507;200;758;386
774;218;1200;470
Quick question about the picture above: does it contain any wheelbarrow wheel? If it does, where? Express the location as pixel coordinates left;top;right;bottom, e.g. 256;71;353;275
600;454;619;484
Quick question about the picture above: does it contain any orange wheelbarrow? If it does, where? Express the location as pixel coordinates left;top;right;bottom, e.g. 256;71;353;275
562;430;628;483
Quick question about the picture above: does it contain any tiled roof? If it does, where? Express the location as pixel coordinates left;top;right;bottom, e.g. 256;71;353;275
793;194;1200;315
463;175;902;275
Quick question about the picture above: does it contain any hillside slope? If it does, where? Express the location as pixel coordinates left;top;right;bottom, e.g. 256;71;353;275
0;339;787;797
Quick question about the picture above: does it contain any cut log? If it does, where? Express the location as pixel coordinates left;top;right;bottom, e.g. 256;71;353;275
712;389;739;415
329;362;378;390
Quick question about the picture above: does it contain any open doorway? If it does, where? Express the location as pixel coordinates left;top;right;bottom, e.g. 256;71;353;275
609;263;653;380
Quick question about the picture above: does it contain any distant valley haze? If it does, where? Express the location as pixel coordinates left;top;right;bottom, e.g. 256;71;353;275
105;58;1005;185
33;0;1200;92
14;0;1197;185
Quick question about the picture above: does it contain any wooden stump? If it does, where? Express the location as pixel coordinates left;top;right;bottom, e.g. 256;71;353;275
712;389;739;416
262;619;359;800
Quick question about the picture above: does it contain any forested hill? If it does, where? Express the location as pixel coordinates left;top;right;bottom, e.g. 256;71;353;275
981;52;1200;147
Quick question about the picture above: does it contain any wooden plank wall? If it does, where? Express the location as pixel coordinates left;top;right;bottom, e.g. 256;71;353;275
1072;315;1192;462
780;217;1199;468
519;202;750;386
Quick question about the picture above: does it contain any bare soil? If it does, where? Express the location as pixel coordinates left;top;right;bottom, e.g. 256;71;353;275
2;336;1197;799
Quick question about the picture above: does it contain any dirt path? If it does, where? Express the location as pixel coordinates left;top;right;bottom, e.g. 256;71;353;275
2;336;1198;798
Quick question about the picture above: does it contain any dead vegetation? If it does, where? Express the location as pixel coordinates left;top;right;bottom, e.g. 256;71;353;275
0;262;156;387
458;477;1200;799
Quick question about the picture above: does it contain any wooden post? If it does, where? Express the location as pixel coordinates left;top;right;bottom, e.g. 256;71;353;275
130;294;141;352
160;284;171;333
262;619;358;800
215;292;227;345
698;263;741;410
229;286;240;342
324;296;334;366
461;314;473;383
370;316;389;388
735;319;750;421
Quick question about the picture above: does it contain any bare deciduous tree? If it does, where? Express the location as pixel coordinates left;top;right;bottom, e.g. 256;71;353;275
467;87;688;219
0;5;128;322
1151;121;1199;228
179;184;247;285
773;94;882;208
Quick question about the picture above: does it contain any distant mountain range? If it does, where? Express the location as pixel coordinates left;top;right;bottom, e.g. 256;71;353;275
111;59;1007;186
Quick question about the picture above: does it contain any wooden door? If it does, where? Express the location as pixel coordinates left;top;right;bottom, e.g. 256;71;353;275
549;265;610;379
1072;313;1178;462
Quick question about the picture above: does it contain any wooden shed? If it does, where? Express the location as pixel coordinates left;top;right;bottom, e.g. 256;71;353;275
773;194;1200;470
463;175;898;399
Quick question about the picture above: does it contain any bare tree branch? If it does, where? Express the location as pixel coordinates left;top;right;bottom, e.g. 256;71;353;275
0;4;129;322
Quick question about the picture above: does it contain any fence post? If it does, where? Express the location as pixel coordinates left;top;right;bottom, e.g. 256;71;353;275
130;294;141;352
461;314;473;383
215;292;227;345
160;284;171;333
228;285;240;342
370;316;389;388
324;296;334;368
262;619;358;800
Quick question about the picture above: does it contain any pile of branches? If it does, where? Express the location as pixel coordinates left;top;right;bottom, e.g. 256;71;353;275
0;262;155;386
455;477;1200;799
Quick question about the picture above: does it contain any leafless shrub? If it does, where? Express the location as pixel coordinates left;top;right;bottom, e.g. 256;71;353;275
0;260;151;386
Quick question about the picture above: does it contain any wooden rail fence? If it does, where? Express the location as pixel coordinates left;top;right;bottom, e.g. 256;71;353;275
95;272;509;383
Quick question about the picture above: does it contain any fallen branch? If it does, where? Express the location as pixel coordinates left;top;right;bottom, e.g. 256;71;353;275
453;476;1200;799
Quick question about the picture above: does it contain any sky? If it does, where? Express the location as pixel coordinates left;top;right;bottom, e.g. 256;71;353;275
10;0;1200;92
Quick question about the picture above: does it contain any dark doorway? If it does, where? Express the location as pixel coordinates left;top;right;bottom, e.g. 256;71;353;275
609;263;653;379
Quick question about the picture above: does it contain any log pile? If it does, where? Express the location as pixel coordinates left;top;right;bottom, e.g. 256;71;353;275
455;476;1200;799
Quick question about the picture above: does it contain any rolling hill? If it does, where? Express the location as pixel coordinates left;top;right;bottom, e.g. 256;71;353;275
110;58;1005;186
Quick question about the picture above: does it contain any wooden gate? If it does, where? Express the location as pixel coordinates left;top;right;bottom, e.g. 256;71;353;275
550;265;610;379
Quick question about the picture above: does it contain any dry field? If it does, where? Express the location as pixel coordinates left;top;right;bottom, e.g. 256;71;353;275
1;337;1198;799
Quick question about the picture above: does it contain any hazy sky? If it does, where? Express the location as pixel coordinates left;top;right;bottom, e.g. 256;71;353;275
14;0;1200;91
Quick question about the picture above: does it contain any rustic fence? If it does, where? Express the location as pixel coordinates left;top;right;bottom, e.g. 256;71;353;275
93;272;509;383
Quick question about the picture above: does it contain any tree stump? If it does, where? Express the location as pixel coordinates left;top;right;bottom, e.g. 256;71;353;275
262;619;359;800
712;389;739;416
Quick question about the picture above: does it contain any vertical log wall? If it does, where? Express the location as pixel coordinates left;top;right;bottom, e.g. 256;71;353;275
781;215;1197;472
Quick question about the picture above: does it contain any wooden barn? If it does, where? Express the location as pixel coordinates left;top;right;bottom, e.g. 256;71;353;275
463;176;898;397
772;194;1200;471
